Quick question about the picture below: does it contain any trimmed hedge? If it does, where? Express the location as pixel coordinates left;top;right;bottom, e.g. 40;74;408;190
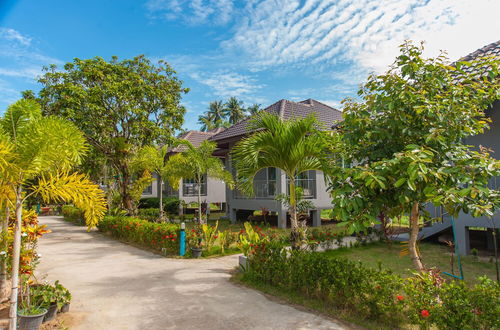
61;205;85;225
138;197;180;215
97;216;180;255
244;244;500;329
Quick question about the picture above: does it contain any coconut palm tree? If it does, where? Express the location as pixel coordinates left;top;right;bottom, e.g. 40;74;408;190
224;97;246;124
0;99;106;329
164;140;233;224
247;103;261;116
231;113;325;248
198;114;215;132
208;100;226;124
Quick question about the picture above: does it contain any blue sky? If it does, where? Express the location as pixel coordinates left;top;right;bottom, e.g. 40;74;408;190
1;0;499;130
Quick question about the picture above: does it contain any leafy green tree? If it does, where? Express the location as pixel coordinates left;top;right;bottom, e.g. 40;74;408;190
231;113;325;248
326;42;499;271
0;99;106;328
198;113;215;132
247;103;261;115
37;55;188;214
164;140;233;224
224;97;246;124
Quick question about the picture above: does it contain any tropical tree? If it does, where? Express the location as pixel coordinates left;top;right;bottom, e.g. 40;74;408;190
224;97;246;124
164;140;233;224
231;113;326;248
325;42;500;271
198;113;216;132
132;144;171;220
37;55;188;214
208;100;226;124
247;103;261;115
0;99;107;329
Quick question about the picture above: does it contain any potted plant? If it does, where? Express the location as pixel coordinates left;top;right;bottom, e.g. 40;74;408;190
54;281;71;313
187;226;203;258
18;301;47;330
31;283;58;322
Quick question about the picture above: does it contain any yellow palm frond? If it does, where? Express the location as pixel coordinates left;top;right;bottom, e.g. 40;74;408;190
31;172;107;229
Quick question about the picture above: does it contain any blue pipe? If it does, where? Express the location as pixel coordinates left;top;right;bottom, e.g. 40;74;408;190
179;222;186;257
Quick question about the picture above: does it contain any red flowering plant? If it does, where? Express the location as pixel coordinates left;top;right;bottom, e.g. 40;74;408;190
187;226;203;249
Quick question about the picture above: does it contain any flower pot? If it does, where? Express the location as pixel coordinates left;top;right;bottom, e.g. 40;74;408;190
60;303;70;313
191;247;202;258
18;308;47;330
43;303;58;322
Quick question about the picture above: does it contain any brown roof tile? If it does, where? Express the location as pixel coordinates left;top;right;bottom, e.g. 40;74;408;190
210;99;342;142
454;40;500;78
170;129;224;153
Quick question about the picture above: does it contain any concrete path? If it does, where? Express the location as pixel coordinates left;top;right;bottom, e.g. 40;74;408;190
37;216;348;330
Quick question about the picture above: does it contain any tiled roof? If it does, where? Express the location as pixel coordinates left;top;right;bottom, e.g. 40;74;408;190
170;128;224;152
455;40;500;77
210;99;342;142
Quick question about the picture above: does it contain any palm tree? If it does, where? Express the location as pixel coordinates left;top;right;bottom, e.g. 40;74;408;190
198;113;215;132
231;113;325;248
247;103;261;116
164;140;233;224
0;99;106;329
208;100;225;124
132;144;171;220
224;97;246;124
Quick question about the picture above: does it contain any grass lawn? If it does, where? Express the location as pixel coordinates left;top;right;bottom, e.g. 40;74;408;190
323;241;498;284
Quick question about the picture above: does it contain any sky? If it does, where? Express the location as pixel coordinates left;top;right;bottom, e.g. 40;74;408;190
0;0;499;131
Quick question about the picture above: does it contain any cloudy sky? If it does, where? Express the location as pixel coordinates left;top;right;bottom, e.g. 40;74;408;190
0;0;499;130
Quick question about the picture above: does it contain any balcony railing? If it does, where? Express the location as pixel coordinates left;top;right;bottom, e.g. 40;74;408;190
183;183;207;197
288;178;316;199
234;180;276;199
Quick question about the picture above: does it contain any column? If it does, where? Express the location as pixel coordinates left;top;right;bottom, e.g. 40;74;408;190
311;210;321;227
229;208;237;224
455;225;470;255
277;208;287;229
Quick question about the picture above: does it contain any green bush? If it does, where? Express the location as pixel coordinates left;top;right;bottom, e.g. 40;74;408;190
138;197;180;215
244;245;500;328
61;205;84;225
137;208;160;222
97;216;180;255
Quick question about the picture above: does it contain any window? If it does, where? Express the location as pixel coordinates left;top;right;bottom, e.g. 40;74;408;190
143;184;153;195
182;176;207;196
287;170;316;199
234;167;276;199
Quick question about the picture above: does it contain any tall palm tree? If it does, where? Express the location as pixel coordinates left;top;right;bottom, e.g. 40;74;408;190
164;140;233;224
231;113;325;248
198;113;215;132
247;103;261;116
224;97;246;124
0;99;106;329
208;100;225;124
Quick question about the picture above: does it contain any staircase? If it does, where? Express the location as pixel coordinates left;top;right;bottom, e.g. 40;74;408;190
392;206;453;241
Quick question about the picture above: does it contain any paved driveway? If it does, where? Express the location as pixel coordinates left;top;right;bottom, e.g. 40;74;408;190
37;216;348;330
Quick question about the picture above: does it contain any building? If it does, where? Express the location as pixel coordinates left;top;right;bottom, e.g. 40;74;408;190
210;99;342;228
141;128;227;210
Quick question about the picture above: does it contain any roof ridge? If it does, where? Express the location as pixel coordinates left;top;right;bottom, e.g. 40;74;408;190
459;40;500;62
310;99;342;113
278;99;287;119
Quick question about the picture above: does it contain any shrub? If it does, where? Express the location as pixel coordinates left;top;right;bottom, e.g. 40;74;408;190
97;216;180;255
243;245;500;328
61;205;84;225
137;208;160;222
138;197;180;215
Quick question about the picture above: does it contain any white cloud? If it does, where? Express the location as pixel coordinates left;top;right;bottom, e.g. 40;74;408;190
0;28;31;46
191;71;263;98
221;0;500;76
146;0;235;25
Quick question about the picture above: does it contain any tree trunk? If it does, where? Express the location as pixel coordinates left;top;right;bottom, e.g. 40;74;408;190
9;188;23;330
120;167;134;215
197;176;202;225
0;205;9;301
159;175;164;221
289;180;299;249
409;201;425;272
